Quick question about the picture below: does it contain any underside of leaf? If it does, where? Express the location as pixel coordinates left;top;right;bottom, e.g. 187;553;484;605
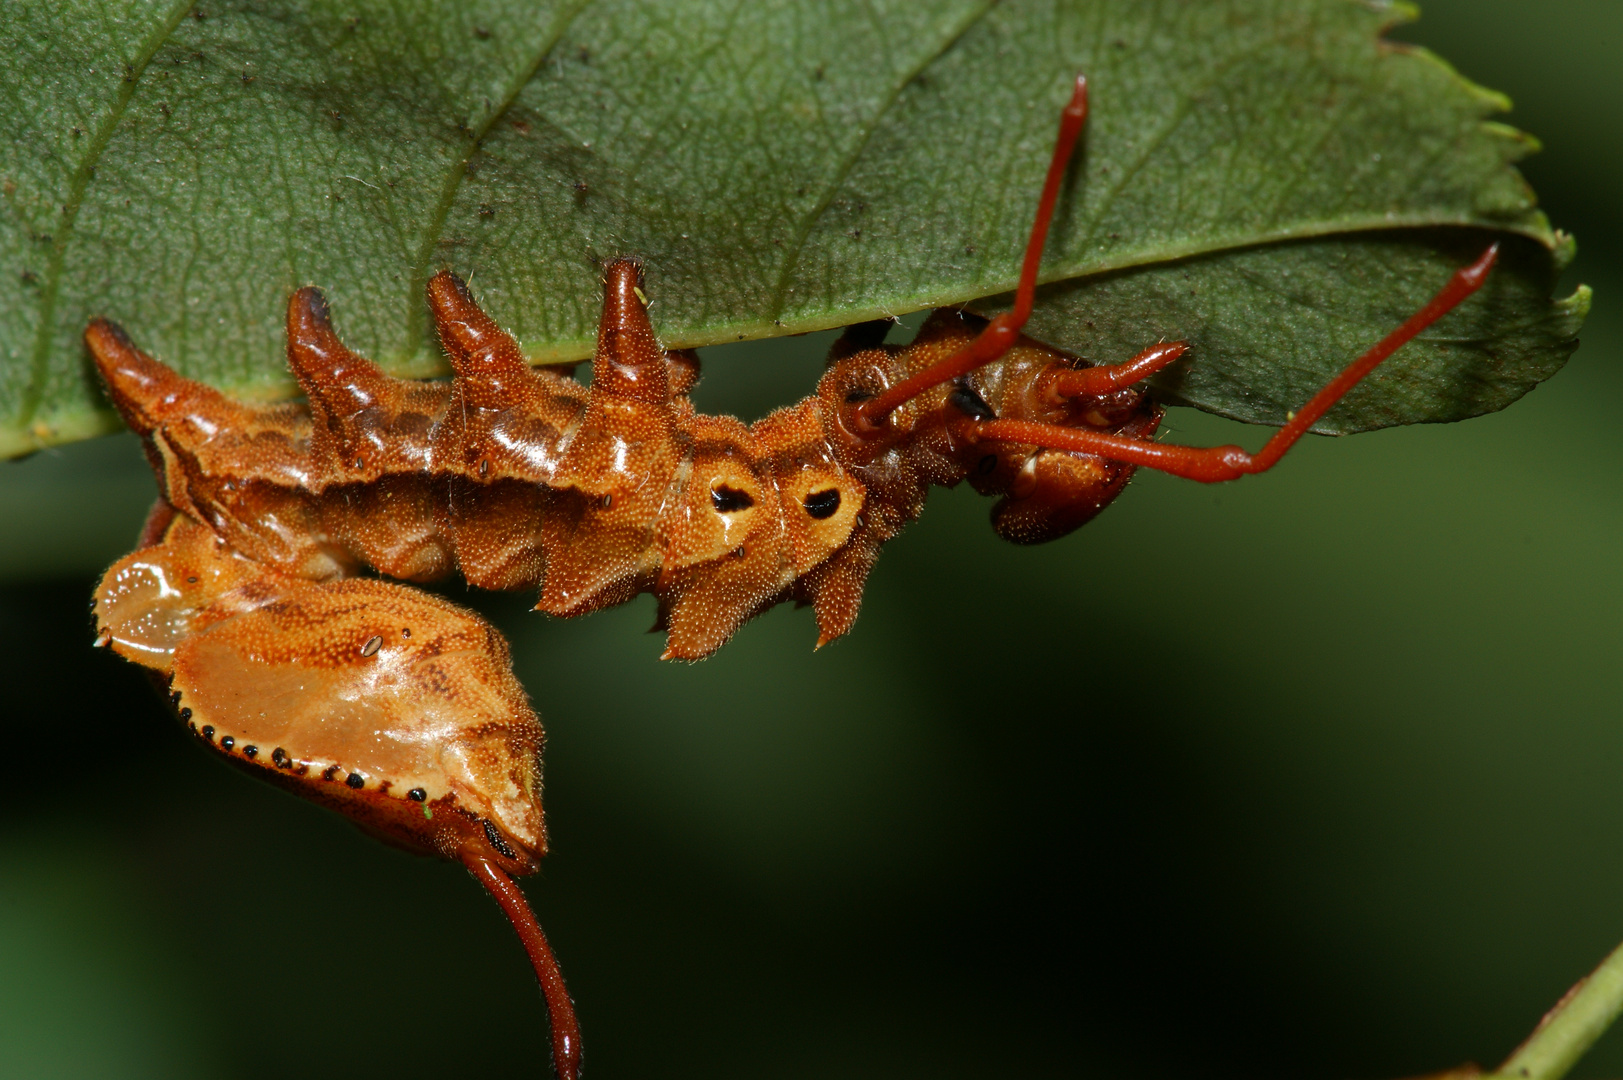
0;0;1588;457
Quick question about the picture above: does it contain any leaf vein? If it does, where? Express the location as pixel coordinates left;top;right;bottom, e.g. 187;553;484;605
402;0;596;357
764;1;996;322
16;0;198;432
1080;33;1285;249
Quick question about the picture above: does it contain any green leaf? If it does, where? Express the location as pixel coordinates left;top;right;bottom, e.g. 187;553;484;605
1013;230;1586;432
0;0;1588;457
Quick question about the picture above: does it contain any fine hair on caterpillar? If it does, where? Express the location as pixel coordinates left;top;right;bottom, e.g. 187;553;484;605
84;75;1499;1080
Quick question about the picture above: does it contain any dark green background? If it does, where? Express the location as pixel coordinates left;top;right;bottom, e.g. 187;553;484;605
1;1;1618;1076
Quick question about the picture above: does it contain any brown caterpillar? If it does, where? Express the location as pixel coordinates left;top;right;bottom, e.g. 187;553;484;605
84;76;1497;1080
87;259;1162;661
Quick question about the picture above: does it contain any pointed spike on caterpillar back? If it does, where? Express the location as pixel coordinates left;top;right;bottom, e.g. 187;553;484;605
424;269;584;488
84;315;320;546
285;287;391;408
593;259;670;404
85;318;237;440
284;288;450;585
427;270;539;409
531;260;685;618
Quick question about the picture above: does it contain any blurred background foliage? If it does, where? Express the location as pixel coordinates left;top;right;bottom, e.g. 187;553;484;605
1;1;1619;1077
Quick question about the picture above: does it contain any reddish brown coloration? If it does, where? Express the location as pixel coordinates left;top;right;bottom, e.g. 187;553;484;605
855;74;1093;430
90;508;577;1075
944;243;1501;485
86;72;1498;1079
82;66;1498;656
467;854;583;1080
92;512;546;875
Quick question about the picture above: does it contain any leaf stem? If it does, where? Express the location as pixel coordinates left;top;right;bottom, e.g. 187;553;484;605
1490;940;1623;1080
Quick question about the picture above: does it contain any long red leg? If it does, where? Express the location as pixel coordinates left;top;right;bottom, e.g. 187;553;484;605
957;243;1501;483
855;74;1090;431
466;854;583;1080
1046;340;1189;399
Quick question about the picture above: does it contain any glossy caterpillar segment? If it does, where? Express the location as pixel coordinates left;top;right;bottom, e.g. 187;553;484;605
86;75;1498;1080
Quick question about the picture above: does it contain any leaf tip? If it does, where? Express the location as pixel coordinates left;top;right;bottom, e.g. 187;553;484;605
1559;281;1593;324
1375;0;1422;35
1551;230;1578;273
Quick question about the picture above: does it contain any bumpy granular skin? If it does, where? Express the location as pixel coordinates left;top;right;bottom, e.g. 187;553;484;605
93;506;547;873
88;260;1159;664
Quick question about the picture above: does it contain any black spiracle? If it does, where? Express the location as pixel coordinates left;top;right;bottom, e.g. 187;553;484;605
804;489;841;519
710;485;754;513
